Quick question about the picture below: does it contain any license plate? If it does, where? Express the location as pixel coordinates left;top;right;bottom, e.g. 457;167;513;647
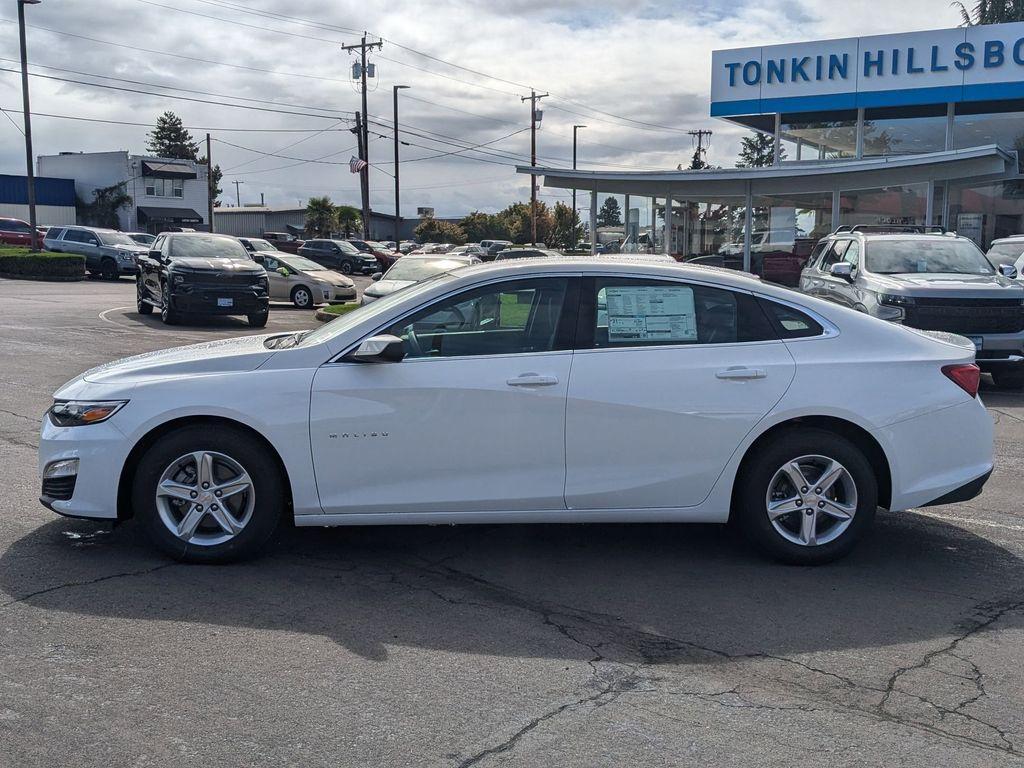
968;336;983;350
217;297;233;308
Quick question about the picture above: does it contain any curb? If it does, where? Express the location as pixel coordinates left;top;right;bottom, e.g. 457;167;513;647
0;271;84;282
314;308;334;322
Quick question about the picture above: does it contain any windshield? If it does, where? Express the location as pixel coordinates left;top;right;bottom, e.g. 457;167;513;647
384;257;468;281
279;255;327;272
130;233;155;244
987;242;1024;267
248;239;276;251
336;241;360;254
297;272;456;347
98;231;137;246
170;235;250;260
865;239;994;275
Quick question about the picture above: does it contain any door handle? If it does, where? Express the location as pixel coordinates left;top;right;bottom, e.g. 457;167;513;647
715;367;767;380
506;373;559;387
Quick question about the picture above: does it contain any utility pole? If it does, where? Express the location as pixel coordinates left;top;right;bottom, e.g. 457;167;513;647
353;112;369;241
18;0;42;252
205;132;214;232
687;129;712;169
342;34;382;239
393;84;409;243
572;124;586;249
233;179;243;207
521;89;548;246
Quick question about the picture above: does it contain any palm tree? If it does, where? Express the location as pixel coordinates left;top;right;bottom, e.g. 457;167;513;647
305;196;337;237
953;0;1024;24
335;205;361;238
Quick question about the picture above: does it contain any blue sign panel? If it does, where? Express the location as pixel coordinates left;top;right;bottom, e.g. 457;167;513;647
711;22;1024;116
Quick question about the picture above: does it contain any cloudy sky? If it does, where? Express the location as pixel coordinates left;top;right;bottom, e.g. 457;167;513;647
0;0;967;217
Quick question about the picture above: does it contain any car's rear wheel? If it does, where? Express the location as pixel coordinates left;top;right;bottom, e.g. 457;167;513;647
338;260;354;275
733;428;877;565
990;367;1024;390
248;310;269;328
291;285;313;308
131;425;284;562
100;258;119;281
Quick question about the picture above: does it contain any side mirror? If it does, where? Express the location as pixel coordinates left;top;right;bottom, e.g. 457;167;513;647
148;249;162;261
252;253;264;264
371;272;383;281
830;262;854;281
998;263;1018;279
346;334;405;364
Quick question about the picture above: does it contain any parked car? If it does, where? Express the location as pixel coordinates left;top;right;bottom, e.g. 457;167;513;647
43;225;148;279
126;232;156;246
262;232;302;254
0;217;44;247
479;240;513;259
447;245;488;258
298;239;378;274
493;248;561;260
798;227;1024;388
345;239;397;270
136;232;269;327
984;235;1024;269
40;257;993;565
361;254;478;305
381;241;397;251
258;251;357;308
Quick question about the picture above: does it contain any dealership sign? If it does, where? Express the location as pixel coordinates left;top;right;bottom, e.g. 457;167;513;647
711;22;1024;116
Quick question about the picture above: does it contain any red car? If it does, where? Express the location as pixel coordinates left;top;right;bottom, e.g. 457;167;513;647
0;217;45;247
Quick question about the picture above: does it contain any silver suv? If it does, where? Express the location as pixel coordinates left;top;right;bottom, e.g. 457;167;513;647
799;226;1024;389
43;225;149;280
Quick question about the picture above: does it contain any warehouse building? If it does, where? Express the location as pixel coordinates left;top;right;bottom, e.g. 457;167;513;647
0;173;76;225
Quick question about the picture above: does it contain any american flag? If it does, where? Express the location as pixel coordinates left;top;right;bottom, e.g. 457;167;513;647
349;155;368;174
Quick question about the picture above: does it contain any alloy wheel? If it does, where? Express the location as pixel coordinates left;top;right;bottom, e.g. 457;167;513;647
154;451;255;546
293;288;311;307
765;454;857;546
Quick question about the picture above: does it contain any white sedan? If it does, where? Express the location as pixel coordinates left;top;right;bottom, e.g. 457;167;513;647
38;259;993;564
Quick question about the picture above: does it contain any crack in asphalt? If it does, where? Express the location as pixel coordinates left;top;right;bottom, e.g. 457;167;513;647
0;408;37;424
0;562;177;609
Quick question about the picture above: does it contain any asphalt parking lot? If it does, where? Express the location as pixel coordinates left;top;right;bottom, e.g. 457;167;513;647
1;275;1023;767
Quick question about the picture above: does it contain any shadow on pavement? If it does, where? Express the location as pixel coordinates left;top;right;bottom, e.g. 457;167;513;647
2;511;1021;664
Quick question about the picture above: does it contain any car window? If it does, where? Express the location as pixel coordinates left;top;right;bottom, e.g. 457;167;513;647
47;227;65;240
805;240;829;268
843;241;861;269
757;299;825;339
387;277;573;359
819;240;849;270
586;278;775;349
63;229;93;244
865;239;994;275
263;256;281;271
1;219;31;233
152;235;166;253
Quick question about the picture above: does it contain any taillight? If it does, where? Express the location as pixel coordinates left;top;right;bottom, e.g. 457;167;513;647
942;363;981;398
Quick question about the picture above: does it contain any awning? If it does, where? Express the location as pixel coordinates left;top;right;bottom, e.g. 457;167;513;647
141;161;197;179
137;206;203;223
520;144;1018;199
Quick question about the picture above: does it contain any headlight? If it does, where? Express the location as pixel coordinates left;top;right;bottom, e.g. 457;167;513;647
878;294;915;307
48;400;128;427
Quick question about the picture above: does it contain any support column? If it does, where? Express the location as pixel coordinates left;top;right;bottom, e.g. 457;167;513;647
663;190;673;256
773;113;782;165
623;193;630;250
743;181;753;274
942;181;951;230
925;180;935;227
650;197;657;252
831;189;841;231
855;108;865;159
590;190;598;256
945;102;955;151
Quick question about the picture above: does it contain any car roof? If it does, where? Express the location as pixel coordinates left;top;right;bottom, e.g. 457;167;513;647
450;255;764;285
990;235;1024;244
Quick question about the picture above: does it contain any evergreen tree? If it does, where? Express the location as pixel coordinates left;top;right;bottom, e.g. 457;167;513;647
955;0;1024;24
77;183;132;228
596;196;623;227
736;132;783;167
146;111;200;160
552;202;582;249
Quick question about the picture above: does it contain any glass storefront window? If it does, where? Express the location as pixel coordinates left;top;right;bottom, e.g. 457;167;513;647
954;100;1024;172
747;192;833;286
862;105;947;157
780;110;857;161
947;181;1024;250
838;184;929;228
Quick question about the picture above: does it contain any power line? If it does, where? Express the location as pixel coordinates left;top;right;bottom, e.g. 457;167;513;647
0;108;351;132
0;107;24;136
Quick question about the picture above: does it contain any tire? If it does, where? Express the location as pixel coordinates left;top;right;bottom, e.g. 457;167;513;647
131;424;285;563
733;428;877;565
290;285;314;309
100;258;119;281
338;260;354;275
248;310;269;328
990;367;1024;390
136;278;153;314
160;285;181;325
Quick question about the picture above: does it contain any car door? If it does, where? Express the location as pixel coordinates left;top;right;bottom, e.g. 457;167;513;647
799;239;830;295
261;255;288;300
830;240;862;309
139;234;166;302
309;276;579;515
817;238;851;305
564;276;795;510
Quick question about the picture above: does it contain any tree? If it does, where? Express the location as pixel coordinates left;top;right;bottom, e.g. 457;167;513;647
688;146;709;170
305;196;337;237
77;183;132;229
202;161;223;207
596;196;622;228
459;210;510;242
414;214;467;244
735;132;783;167
335;205;361;238
552;202;582;249
497;201;555;244
955;0;1024;24
146;111;200;160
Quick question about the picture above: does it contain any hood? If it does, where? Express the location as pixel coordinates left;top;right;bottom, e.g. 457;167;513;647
110;243;149;254
169;257;264;273
365;278;415;297
305;269;354;287
76;334;278;386
871;272;1023;296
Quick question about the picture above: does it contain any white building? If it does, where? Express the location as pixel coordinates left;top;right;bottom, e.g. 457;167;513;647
37;150;209;233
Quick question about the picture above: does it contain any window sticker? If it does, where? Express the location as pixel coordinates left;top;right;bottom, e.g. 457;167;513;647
605;286;697;342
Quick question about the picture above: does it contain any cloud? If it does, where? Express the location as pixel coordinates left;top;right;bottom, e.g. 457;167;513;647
0;0;965;216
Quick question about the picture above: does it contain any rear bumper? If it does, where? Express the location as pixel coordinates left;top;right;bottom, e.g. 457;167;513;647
920;469;991;507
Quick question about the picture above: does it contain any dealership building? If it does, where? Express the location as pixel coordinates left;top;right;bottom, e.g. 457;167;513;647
526;22;1024;272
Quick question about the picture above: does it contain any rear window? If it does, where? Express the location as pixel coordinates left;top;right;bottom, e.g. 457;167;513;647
46;227;66;240
169;235;250;260
758;298;824;339
0;219;30;233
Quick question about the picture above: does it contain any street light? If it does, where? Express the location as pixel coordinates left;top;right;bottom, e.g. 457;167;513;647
572;125;586;249
393;85;409;243
18;0;42;252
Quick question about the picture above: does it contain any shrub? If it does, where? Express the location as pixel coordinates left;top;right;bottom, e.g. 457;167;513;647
0;252;85;280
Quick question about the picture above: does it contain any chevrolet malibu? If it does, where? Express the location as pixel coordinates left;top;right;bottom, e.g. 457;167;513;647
38;259;993;565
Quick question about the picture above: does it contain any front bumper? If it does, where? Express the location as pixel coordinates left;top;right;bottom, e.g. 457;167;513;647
324;284;357;303
38;416;128;520
169;288;269;315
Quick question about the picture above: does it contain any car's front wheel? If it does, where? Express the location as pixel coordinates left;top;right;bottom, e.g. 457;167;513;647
338;259;354;275
733;428;877;565
100;258;119;281
136;278;153;314
291;285;313;308
131;424;285;562
248;310;269;328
